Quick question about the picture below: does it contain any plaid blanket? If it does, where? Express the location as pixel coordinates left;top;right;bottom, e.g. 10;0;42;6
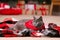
0;22;17;37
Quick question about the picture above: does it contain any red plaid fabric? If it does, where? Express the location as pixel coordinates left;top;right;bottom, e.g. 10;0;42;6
2;29;17;37
0;22;17;37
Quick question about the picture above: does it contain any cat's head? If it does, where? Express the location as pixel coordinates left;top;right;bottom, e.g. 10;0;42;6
33;16;44;28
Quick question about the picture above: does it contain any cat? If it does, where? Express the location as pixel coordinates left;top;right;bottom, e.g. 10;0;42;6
10;16;45;37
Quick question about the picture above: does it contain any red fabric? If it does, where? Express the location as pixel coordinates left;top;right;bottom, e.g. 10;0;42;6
0;3;22;15
31;31;41;37
39;5;48;15
0;19;45;37
53;26;60;34
17;3;24;7
0;3;1;7
2;29;17;37
4;34;17;37
48;23;60;34
34;4;36;10
0;17;17;37
0;22;17;37
48;23;60;31
0;9;22;15
39;8;48;15
25;20;45;37
0;3;8;8
0;23;9;29
25;20;45;31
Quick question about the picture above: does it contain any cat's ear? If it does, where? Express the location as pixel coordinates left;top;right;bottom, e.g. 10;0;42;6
38;16;43;21
33;16;36;20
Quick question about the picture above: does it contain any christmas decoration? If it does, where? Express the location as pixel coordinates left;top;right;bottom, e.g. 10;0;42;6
38;5;48;15
25;4;36;15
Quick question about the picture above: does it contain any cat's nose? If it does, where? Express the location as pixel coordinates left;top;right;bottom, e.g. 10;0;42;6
33;22;38;26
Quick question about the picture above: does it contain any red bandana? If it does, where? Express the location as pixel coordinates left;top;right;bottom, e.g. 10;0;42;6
25;20;45;31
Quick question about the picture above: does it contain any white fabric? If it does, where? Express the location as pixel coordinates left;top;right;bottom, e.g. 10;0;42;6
0;29;3;30
4;5;10;9
12;18;18;21
25;4;34;10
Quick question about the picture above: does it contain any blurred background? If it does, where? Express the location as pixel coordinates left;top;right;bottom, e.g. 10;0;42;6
0;0;60;16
